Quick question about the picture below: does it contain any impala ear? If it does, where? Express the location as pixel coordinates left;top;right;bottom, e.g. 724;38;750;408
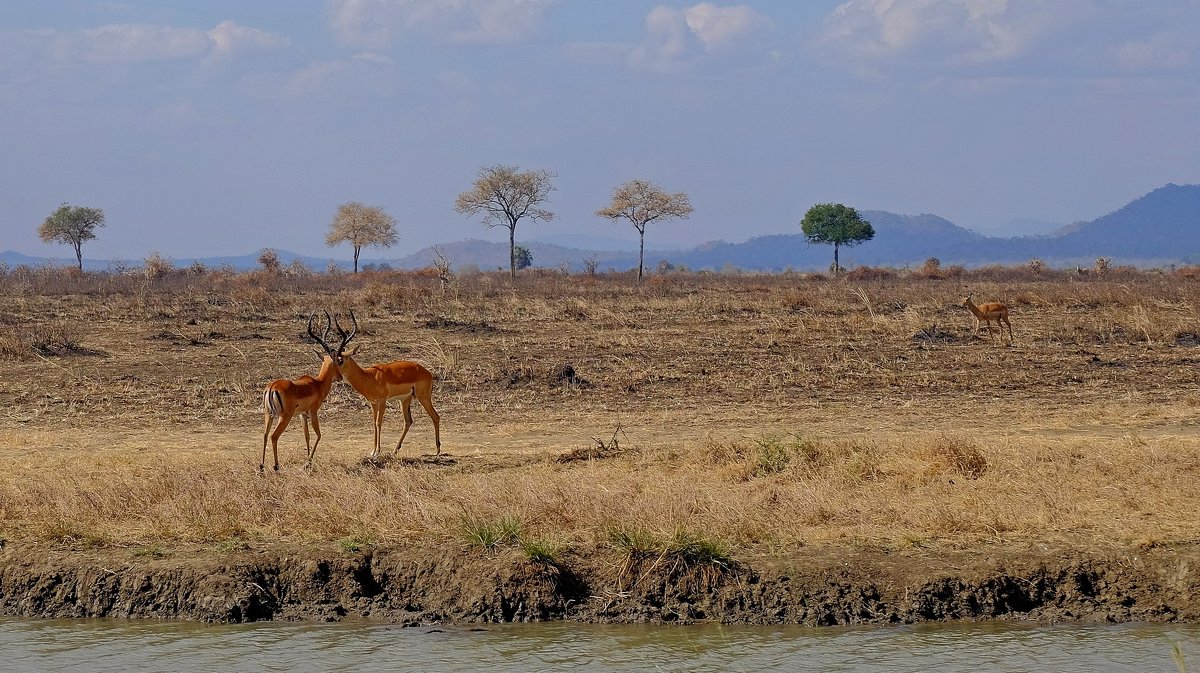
344;344;360;357
312;349;325;363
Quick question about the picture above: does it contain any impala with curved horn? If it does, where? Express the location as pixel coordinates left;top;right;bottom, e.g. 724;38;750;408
962;294;1014;344
311;310;442;458
260;313;350;472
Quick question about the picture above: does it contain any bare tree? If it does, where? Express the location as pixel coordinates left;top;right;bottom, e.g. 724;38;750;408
38;203;105;271
454;165;555;280
325;202;398;273
596;180;693;282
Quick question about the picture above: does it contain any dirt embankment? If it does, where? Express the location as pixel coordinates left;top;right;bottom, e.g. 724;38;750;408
0;543;1196;626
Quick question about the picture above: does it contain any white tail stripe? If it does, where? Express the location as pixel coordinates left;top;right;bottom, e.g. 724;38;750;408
264;389;284;417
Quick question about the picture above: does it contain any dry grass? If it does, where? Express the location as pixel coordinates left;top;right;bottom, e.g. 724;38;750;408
2;265;1200;555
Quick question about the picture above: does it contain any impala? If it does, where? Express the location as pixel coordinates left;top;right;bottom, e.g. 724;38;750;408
962;294;1014;344
311;310;443;458
260;314;346;472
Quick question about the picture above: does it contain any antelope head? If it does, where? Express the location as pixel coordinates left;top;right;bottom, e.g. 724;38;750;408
307;311;353;376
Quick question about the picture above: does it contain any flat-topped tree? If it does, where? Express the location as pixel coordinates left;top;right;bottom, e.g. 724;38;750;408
800;203;874;278
326;202;398;273
597;179;693;282
454;165;555;280
39;203;105;271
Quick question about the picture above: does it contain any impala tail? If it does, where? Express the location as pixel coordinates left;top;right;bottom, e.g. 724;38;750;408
264;388;284;418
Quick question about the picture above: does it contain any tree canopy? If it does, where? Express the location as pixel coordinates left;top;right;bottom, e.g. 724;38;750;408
596;179;693;282
800;203;874;277
454;164;555;280
326;202;398;273
38;203;105;271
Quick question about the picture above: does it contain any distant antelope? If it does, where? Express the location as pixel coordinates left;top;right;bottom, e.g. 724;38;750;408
962;294;1013;344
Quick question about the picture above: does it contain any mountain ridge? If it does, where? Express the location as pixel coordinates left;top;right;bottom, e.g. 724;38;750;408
5;183;1199;272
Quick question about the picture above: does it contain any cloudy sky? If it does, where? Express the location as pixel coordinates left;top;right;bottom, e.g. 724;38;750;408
2;0;1198;261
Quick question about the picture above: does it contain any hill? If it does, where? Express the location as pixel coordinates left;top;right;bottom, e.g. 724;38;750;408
5;183;1198;272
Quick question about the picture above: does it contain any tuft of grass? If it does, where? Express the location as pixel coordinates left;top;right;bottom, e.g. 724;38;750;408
337;534;376;554
603;526;662;558
215;536;251;554
520;537;570;565
926;436;988;479
751;435;822;478
461;514;524;550
132;544;167;559
665;529;732;569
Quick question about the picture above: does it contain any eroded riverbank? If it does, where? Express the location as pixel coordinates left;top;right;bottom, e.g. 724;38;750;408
1;542;1196;626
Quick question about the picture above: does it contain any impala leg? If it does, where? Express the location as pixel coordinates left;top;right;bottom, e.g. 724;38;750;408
307;409;322;468
371;403;386;458
269;413;292;472
393;396;414;456
261;411;274;473
417;390;442;455
301;412;312;464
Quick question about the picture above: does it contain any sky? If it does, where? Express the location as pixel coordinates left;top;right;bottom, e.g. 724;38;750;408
2;0;1199;262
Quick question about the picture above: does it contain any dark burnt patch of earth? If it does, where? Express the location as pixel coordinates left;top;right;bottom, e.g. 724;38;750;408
0;542;1196;626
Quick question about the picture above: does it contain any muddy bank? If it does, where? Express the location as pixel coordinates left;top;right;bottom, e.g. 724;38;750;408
0;543;1196;626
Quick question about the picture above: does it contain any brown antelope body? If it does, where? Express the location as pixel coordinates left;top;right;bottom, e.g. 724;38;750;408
313;311;442;457
962;294;1013;344
260;315;344;471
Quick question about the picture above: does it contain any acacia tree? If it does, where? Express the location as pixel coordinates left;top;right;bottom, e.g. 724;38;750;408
454;165;555;280
800;203;874;278
325;202;398;273
514;245;533;270
596;179;693;282
38;203;105;271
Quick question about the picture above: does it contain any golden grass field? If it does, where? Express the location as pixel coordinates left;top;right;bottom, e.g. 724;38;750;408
2;264;1200;561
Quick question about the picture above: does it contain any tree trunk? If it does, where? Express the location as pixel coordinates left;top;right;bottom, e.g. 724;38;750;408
74;242;83;272
509;226;517;281
834;243;840;278
638;229;646;283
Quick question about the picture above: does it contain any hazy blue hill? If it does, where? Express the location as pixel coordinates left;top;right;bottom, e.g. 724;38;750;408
654;213;988;271
1040;183;1200;261
6;183;1199;272
387;238;645;272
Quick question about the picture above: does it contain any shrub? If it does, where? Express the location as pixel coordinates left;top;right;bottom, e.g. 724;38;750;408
143;252;174;280
845;265;897;281
258;248;282;274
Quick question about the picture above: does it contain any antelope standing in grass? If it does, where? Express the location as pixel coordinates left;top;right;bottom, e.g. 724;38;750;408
962;294;1014;344
260;314;346;472
311;310;442;458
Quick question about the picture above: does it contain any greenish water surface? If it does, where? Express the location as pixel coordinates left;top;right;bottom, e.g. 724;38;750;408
2;618;1198;672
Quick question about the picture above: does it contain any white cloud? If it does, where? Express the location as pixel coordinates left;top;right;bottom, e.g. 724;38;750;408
628;3;771;71
207;20;290;61
683;3;771;51
818;0;1200;81
819;0;1076;66
241;55;397;100
327;0;556;47
5;21;287;67
56;23;211;64
1113;32;1196;72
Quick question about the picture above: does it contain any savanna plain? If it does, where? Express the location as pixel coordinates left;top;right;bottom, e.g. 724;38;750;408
2;263;1199;624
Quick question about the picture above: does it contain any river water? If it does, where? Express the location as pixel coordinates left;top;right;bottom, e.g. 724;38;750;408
2;618;1198;672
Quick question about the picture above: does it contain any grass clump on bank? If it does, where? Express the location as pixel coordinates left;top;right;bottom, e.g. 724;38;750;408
461;514;523;551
